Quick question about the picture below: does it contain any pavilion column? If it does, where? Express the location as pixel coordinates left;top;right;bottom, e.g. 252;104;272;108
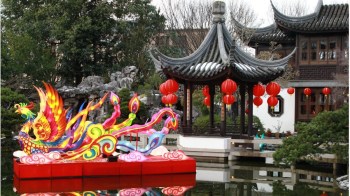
187;84;193;134
209;84;215;134
247;84;254;137
220;92;226;136
239;85;246;137
183;83;188;128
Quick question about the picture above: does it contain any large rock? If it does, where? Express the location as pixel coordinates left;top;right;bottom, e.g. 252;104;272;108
57;66;138;98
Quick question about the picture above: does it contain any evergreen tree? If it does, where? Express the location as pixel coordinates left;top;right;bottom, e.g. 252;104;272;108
2;0;165;86
273;104;349;165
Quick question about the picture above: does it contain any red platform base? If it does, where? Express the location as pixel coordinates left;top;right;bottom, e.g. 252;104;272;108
13;157;196;179
14;173;196;194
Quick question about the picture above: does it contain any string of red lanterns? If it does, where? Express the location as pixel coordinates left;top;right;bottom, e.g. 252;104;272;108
253;83;265;108
159;79;179;106
202;85;211;107
266;82;281;108
221;79;237;105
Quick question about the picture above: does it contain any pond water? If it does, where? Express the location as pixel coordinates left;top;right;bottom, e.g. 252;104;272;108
1;139;348;196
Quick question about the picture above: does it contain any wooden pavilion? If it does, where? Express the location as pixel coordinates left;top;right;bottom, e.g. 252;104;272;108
150;0;296;138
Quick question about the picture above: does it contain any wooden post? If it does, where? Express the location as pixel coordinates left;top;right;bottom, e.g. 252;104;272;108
247;84;253;137
239;85;246;137
210;84;215;133
220;92;226;136
183;84;187;128
189;84;193;133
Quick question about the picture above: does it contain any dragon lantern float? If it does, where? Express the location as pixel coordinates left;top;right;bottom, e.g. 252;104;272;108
13;82;184;164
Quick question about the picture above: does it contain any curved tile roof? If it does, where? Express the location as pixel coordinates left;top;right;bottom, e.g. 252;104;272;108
271;0;349;33
232;18;295;45
149;2;296;84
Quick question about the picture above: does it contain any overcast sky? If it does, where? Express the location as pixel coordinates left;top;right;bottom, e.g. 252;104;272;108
151;0;349;26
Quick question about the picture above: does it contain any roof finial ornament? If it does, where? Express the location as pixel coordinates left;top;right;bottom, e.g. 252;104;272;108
213;0;226;23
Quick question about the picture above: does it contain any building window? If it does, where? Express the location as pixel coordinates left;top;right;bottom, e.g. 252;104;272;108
301;41;308;61
299;36;339;64
328;40;337;60
310;40;317;61
268;95;284;117
319;40;327;61
296;88;334;121
343;38;348;60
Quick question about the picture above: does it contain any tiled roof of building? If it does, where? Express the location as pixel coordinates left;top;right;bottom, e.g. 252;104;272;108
232;19;295;45
271;0;349;33
149;4;296;84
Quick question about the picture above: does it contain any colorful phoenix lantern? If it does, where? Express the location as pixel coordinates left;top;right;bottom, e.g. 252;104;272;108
14;82;179;162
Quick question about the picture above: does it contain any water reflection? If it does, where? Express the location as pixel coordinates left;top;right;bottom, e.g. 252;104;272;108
193;160;348;196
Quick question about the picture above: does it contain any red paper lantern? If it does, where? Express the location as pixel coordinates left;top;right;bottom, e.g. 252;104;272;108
221;79;237;94
322;87;331;96
266;82;280;96
223;94;235;105
203;96;210;106
287;87;295;95
161;95;168;105
165;79;179;94
202;85;210;96
166;93;178;105
253;84;265;96
245;108;249;114
159;83;167;95
267;96;278;108
303;88;312;97
253;96;263;107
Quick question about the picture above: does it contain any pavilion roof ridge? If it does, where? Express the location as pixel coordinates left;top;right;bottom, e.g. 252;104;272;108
232;17;277;35
230;42;296;68
270;0;323;24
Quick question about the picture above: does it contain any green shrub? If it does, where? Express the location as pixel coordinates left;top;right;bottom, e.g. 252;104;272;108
1;88;29;137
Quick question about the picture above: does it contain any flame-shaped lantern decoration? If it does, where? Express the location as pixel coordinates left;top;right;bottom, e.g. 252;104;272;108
110;92;120;106
128;93;140;114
